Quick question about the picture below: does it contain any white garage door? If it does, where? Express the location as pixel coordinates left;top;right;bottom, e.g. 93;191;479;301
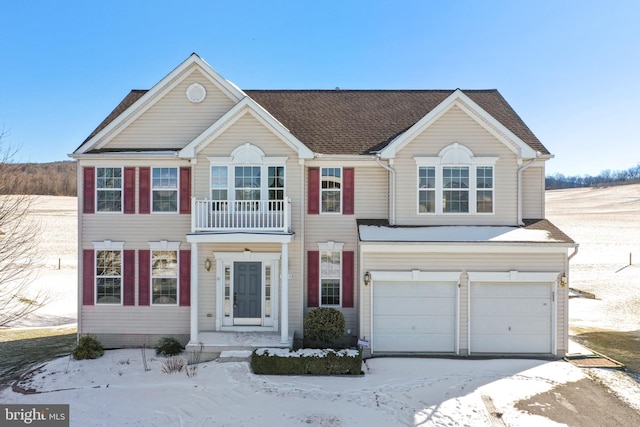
373;281;457;353
470;282;552;353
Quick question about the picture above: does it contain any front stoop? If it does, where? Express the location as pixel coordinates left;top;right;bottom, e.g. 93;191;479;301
186;331;294;361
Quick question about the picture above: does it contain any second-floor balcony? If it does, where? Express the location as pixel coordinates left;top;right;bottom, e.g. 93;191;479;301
192;197;291;233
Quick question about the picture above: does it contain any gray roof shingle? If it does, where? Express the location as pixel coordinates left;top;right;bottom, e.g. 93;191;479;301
79;89;549;155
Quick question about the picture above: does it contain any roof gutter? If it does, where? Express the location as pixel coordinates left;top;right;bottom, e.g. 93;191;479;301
376;155;396;225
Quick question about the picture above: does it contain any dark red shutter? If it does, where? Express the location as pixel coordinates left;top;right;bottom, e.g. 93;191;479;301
139;167;150;214
342;251;354;308
83;167;95;214
179;250;191;306
138;250;150;306
308;168;320;214
124;167;135;214
83;250;94;305
123;250;135;305
343;168;354;215
307;251;319;307
179;167;191;214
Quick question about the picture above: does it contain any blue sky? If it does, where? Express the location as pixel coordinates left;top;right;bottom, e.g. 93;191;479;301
1;1;638;176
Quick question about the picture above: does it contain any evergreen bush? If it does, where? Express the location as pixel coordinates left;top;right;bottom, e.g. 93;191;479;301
72;335;104;360
304;307;345;346
154;336;183;356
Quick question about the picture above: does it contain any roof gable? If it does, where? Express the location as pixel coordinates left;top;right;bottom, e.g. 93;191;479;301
378;89;538;159
73;54;245;155
179;97;313;159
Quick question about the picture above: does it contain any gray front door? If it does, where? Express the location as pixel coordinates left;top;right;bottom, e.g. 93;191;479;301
234;262;262;320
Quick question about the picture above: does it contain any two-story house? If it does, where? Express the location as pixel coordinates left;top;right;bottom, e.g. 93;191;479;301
70;53;576;358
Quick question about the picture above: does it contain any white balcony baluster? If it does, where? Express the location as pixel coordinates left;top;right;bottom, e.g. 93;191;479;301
192;199;289;233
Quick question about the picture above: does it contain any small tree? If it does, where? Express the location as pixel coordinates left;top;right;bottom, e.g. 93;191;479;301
0;129;45;326
304;307;345;346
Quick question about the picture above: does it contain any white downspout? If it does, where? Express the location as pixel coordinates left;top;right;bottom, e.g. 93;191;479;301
517;158;536;226
375;156;396;225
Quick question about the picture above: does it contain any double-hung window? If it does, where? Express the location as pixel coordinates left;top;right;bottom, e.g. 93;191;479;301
319;243;343;306
96;250;122;304
152;167;178;212
96;167;122;212
211;166;228;211
151;250;178;304
443;166;470;213
235;166;261;210
321;167;341;213
268;166;285;210
415;143;498;215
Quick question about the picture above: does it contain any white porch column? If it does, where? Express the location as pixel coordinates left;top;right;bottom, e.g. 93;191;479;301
280;243;289;344
190;242;199;343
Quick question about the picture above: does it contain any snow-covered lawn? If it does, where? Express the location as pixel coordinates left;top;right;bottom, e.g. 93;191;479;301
0;349;600;426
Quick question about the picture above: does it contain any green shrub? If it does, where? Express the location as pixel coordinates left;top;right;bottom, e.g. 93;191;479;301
251;348;362;375
304;307;345;346
154;336;183;356
72;335;104;360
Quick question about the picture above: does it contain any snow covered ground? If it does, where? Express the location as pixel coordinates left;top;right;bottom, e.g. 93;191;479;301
2;187;640;426
0;349;609;426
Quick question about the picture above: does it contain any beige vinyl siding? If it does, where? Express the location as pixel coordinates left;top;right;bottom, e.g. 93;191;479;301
360;249;567;355
83;215;190;243
394;105;519;226
303;165;381;335
522;165;545;219
354;166;388;218
81;307;189;335
190;114;305;334
194;242;303;335
104;70;237;151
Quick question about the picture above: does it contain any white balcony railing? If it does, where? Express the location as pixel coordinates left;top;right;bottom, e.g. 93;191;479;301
191;197;291;233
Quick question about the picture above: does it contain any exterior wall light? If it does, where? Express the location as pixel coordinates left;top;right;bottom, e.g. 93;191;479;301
560;273;567;287
364;271;371;286
205;257;212;272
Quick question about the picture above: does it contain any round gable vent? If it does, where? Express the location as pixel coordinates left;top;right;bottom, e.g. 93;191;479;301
186;83;207;103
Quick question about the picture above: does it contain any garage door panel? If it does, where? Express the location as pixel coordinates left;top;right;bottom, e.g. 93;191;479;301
471;282;552;354
373;281;457;353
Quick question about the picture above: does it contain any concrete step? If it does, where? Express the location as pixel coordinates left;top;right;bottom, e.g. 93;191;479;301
217;350;253;363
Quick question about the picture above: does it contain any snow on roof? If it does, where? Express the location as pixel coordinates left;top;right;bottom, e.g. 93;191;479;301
358;225;562;243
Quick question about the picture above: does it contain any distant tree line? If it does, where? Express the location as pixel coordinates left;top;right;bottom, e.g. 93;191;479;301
0;161;77;196
546;163;640;190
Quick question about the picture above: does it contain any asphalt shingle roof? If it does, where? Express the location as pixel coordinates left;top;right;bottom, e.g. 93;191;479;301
80;89;549;155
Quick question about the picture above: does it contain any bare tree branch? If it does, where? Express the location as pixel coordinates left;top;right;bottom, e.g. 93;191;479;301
0;129;46;326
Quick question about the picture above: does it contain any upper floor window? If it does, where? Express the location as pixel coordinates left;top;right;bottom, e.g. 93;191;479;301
96;167;122;212
152;167;178;212
96;250;122;304
415;143;498;215
209;143;287;211
321;167;341;213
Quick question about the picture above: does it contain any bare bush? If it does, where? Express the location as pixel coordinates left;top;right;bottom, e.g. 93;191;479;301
0;130;46;326
161;356;185;374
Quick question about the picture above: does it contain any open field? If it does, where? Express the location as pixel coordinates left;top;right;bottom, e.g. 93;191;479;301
547;183;640;373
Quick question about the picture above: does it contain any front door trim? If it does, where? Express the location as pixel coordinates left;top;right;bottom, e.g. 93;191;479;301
214;252;281;331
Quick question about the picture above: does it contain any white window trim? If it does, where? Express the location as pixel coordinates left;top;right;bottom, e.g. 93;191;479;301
93;240;125;305
317;241;344;307
320;166;343;215
95;167;123;214
148;241;181;306
151;167;179;214
414;143;498;215
208;144;287;204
